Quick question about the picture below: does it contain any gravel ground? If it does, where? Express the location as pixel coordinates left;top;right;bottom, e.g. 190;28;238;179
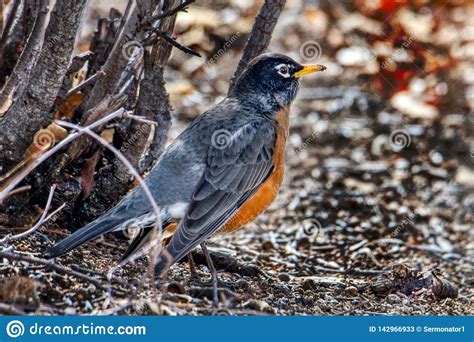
0;0;473;316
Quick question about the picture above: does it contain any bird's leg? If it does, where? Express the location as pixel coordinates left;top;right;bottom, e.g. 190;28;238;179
200;242;219;307
187;252;200;281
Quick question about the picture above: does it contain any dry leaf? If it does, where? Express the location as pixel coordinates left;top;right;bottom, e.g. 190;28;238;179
54;92;84;119
79;149;101;199
431;271;458;299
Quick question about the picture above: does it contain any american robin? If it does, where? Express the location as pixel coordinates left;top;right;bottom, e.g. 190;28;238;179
46;53;326;304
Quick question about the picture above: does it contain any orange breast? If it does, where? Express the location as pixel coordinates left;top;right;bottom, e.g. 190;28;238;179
163;109;290;240
217;108;289;234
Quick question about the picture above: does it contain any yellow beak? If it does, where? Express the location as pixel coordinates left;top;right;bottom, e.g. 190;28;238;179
294;64;327;78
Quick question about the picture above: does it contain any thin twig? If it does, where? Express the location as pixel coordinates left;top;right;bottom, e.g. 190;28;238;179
123;113;158;126
0;185;31;201
55;120;165;312
65;71;106;98
0;0;3;36
0;184;64;245
148;0;195;23
55;120;162;247
0;303;27;315
116;0;134;42
0;108;126;203
0;250;109;291
149;30;201;57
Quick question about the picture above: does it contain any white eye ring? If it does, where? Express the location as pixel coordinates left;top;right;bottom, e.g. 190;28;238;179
276;64;290;78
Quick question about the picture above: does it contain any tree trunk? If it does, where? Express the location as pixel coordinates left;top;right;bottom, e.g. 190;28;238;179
74;0;179;221
228;0;286;93
0;0;88;171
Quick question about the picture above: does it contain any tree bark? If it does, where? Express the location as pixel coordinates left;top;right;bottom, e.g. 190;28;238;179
0;0;88;171
78;4;140;119
77;0;179;219
228;0;286;93
0;0;48;111
124;0;179;174
0;0;24;85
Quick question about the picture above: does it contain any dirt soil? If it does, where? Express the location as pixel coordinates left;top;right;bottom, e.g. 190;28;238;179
1;0;473;315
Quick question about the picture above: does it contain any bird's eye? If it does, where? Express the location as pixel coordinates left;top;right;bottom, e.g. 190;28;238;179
276;64;290;78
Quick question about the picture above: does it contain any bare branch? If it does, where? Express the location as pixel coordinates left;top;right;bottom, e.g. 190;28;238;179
0;185;30;202
0;303;27;316
0;185;65;245
0;1;3;36
83;0;184;218
65;71;106;99
123;112;158;126
55;119;162;240
0;0;48;113
146;29;201;57
80;4;140;117
228;0;286;93
0;108;126;204
147;0;195;23
132;0;183;173
0;249;109;291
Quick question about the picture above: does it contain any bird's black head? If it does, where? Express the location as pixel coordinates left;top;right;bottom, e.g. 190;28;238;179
230;53;326;111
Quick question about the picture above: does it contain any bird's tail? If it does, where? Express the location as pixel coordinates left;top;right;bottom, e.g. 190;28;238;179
45;215;118;258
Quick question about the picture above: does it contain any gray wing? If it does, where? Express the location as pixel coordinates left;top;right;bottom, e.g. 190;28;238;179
155;119;277;273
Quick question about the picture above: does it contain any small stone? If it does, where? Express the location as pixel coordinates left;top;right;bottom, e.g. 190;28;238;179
245;299;270;312
64;308;76;315
302;279;316;291
273;284;291;295
345;286;358;297
387;294;401;303
278;273;291;282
